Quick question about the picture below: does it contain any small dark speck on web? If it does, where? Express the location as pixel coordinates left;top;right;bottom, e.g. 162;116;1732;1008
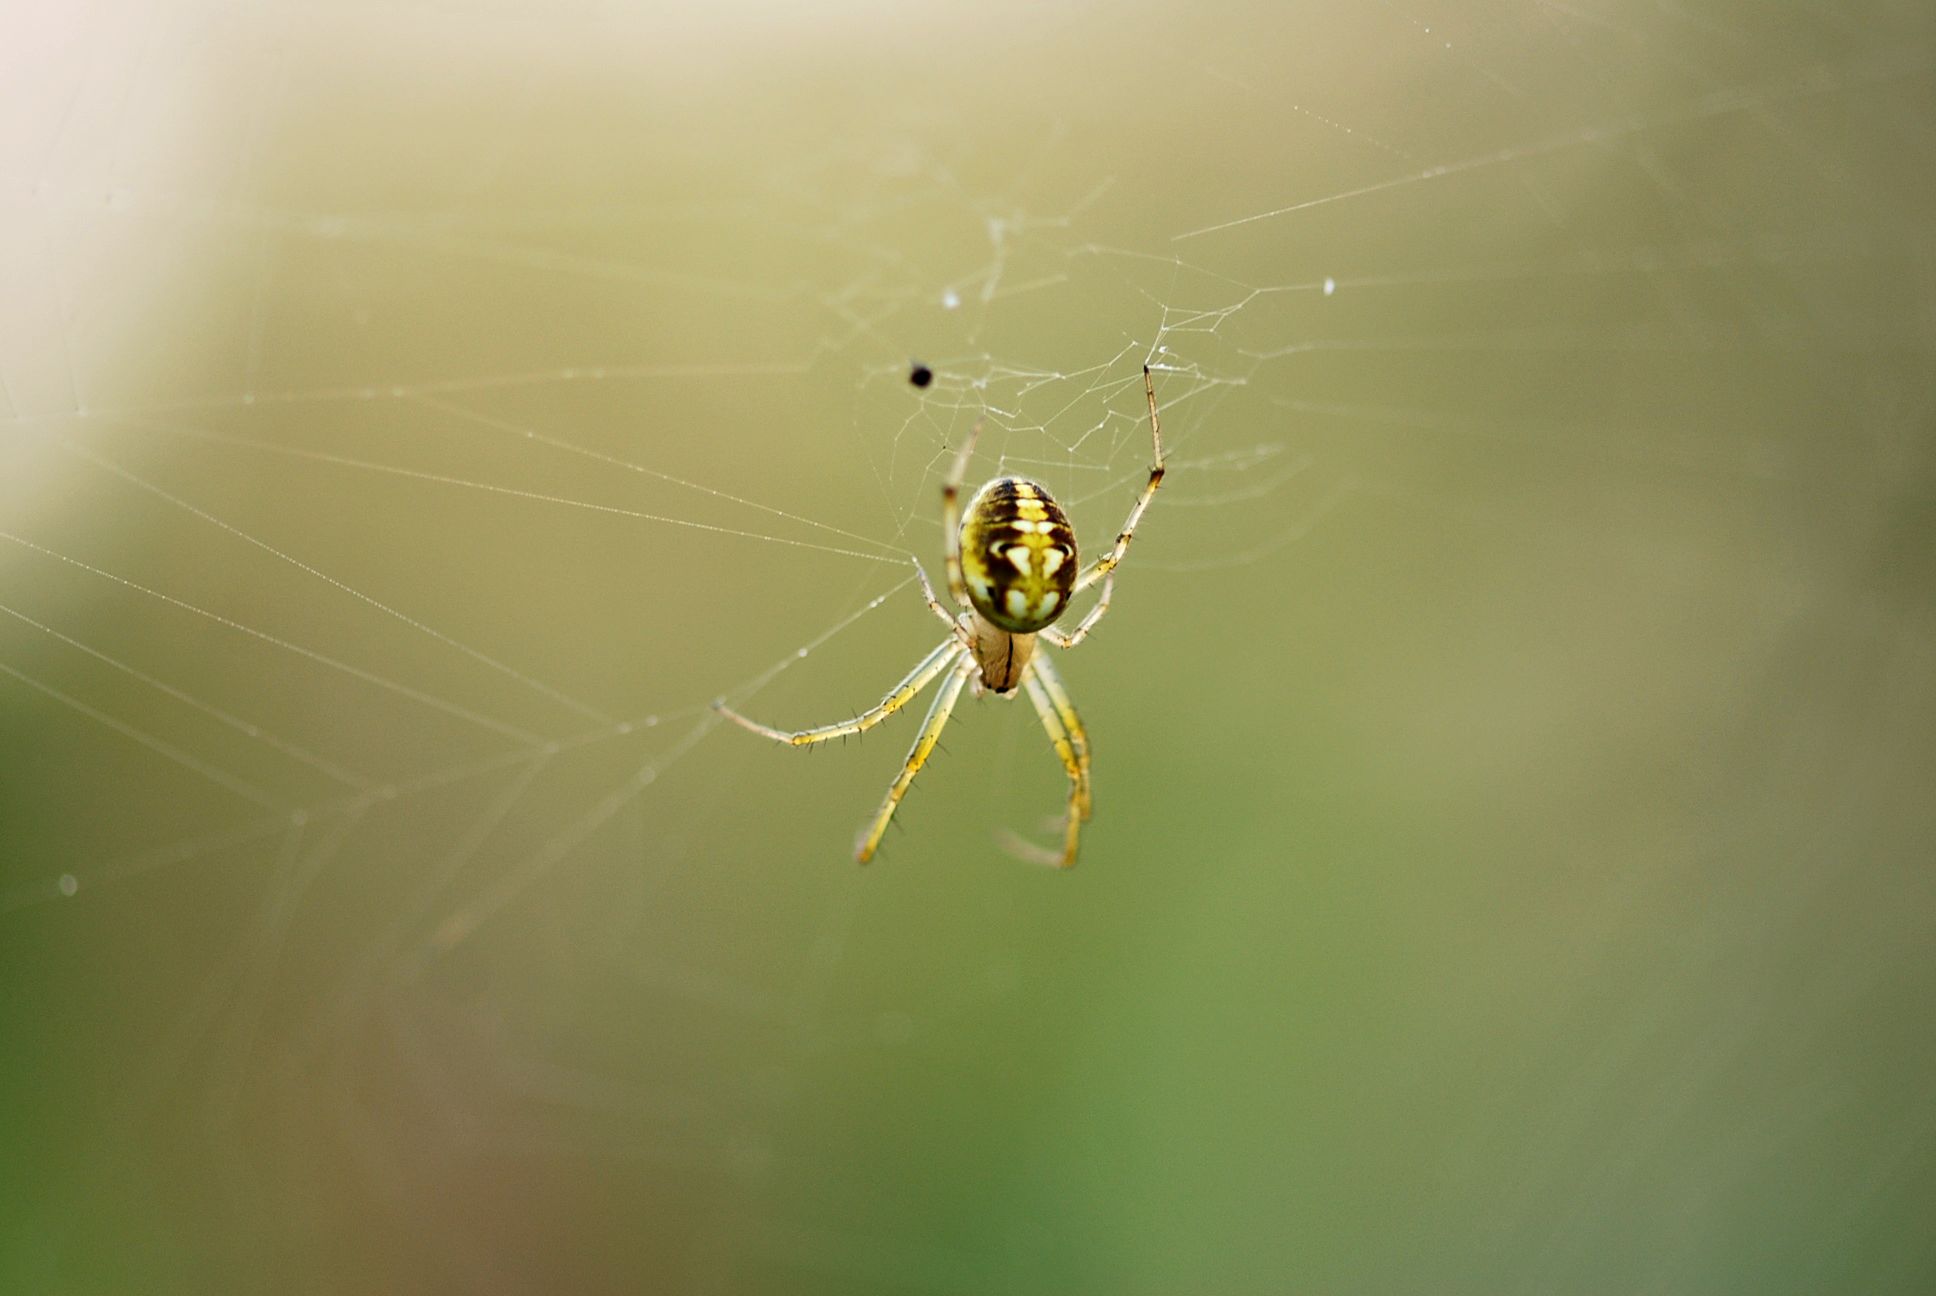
908;361;934;389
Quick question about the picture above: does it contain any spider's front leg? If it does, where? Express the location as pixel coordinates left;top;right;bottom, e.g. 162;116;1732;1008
1074;366;1166;594
940;422;982;611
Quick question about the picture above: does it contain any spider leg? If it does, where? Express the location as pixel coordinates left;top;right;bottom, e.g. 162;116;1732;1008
1025;651;1090;820
941;421;981;610
1074;365;1166;594
996;668;1084;868
713;639;962;746
911;557;966;638
1039;574;1113;650
856;655;974;863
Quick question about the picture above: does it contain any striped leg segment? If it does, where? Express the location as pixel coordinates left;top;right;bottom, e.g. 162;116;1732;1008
941;423;982;610
713;639;961;746
1075;366;1166;593
996;667;1085;868
912;558;965;636
1025;651;1090;820
1040;574;1112;649
855;656;975;863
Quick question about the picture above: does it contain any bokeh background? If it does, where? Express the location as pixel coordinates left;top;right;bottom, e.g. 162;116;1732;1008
3;1;1934;1291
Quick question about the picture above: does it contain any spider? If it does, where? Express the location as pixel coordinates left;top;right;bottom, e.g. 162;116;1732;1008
714;366;1166;868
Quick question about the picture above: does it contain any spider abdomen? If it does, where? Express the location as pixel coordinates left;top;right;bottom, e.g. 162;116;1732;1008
959;476;1078;634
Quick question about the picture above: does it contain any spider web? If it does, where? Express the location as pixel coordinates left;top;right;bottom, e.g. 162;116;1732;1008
3;1;1934;1291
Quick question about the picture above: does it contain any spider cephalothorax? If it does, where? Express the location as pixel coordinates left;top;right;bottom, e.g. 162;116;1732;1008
715;365;1167;868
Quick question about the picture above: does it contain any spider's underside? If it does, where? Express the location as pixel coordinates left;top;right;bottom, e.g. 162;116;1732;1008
714;366;1167;868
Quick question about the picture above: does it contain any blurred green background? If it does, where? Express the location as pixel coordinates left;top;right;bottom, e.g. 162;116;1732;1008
3;1;1933;1291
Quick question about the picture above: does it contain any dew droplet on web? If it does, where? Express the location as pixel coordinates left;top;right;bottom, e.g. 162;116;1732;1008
57;873;78;897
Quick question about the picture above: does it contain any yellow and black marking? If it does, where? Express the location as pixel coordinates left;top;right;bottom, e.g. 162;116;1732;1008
960;476;1078;634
